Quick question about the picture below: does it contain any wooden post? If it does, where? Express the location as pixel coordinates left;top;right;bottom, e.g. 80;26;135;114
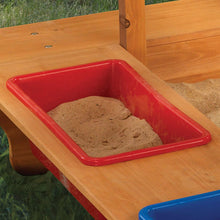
118;0;146;64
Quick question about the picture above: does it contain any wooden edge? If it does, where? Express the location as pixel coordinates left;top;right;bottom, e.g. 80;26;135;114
165;70;220;83
0;109;47;175
147;28;220;48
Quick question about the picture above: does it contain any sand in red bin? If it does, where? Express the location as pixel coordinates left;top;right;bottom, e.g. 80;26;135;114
48;96;162;157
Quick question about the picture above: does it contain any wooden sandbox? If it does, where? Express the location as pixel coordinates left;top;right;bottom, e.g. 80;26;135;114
0;0;219;219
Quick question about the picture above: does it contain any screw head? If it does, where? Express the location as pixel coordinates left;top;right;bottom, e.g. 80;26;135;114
30;32;39;35
44;45;53;48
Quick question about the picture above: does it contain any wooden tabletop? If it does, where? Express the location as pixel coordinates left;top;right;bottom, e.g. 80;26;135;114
0;0;220;219
0;0;220;82
1;44;220;219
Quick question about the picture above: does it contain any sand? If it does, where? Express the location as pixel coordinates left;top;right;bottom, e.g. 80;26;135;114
169;79;220;127
48;96;162;157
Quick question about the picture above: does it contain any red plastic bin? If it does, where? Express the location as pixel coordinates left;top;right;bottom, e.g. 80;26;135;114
6;59;211;166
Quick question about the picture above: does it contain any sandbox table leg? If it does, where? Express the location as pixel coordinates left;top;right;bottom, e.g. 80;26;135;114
0;109;47;175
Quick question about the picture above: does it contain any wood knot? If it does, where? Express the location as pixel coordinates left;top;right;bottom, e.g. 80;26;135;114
119;16;130;28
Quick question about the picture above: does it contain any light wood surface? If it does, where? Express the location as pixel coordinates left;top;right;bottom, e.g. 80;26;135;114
0;0;219;219
119;0;146;63
0;0;219;82
0;44;220;220
147;30;220;82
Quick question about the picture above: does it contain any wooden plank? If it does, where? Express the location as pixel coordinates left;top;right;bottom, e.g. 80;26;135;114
147;34;220;82
118;0;146;63
146;0;220;40
0;44;219;220
148;28;220;47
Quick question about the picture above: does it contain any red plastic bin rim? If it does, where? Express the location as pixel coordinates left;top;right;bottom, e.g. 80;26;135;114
6;59;211;166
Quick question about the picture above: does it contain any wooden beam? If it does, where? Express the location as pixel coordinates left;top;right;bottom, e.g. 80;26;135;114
118;0;146;64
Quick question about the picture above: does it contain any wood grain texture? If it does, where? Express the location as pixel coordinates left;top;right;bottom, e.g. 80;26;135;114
0;44;219;220
146;0;220;40
0;110;47;175
0;0;219;218
118;0;146;63
147;33;220;82
0;0;219;82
